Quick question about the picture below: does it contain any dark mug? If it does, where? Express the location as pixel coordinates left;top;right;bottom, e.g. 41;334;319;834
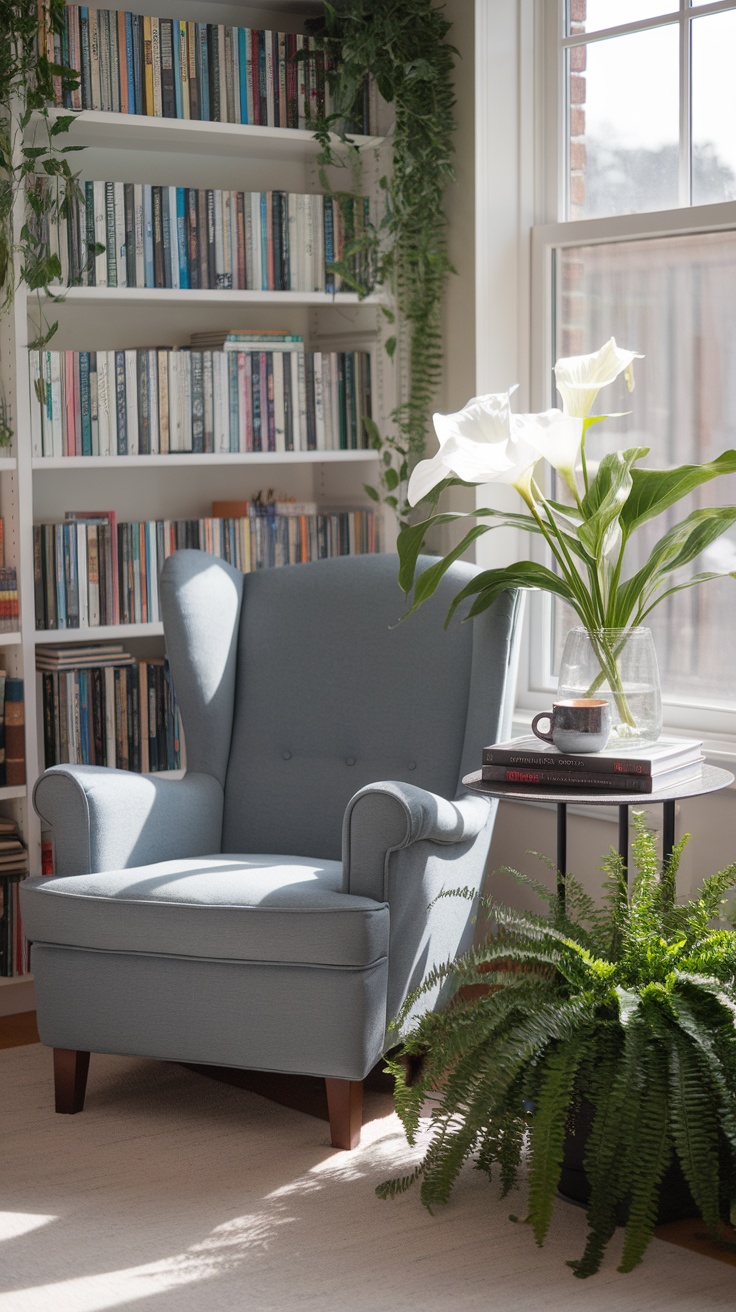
531;699;612;754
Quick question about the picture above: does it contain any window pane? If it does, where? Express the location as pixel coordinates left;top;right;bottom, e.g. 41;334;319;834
568;25;679;218
692;11;736;205
554;232;736;706
567;2;675;36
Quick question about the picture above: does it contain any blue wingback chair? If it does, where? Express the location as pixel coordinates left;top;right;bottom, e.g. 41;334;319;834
21;551;521;1148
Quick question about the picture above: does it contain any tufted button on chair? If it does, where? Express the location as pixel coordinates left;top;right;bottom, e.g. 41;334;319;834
21;551;521;1148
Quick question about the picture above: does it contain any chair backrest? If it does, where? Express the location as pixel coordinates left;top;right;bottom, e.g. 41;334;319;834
160;551;521;861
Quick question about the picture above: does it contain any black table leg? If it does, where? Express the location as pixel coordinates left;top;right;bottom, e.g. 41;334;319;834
663;800;676;865
618;806;629;880
556;803;567;913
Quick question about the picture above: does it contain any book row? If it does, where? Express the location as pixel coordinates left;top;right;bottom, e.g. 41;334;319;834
44;180;370;293
33;508;381;630
0;670;25;788
0;876;29;977
41;657;182;775
30;345;373;458
46;6;370;132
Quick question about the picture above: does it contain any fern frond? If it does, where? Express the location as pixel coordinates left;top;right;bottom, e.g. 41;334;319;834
667;1028;723;1231
528;1038;589;1246
618;1041;671;1273
418;1117;481;1211
668;989;736;1150
692;862;736;924
375;1164;424;1200
658;832;689;917
572;1025;643;1277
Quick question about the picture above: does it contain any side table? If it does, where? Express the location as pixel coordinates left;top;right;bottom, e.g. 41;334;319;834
462;764;734;908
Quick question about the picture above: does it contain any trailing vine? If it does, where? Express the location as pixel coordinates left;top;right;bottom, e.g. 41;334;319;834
306;0;457;522
0;0;85;442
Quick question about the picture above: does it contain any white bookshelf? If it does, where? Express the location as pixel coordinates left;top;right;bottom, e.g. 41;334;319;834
35;623;165;643
42;287;383;307
0;0;395;1010
33;450;380;469
36;107;383;161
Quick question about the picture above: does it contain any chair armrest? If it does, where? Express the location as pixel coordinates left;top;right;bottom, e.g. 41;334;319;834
342;780;491;901
33;766;224;876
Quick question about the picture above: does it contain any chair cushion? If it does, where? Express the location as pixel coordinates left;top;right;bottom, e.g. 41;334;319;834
20;855;388;968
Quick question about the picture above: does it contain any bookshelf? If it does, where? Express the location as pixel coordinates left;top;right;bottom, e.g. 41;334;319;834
0;0;394;1007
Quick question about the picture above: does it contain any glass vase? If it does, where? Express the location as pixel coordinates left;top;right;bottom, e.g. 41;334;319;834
556;627;663;749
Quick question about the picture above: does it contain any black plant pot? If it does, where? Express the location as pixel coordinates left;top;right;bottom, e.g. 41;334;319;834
558;1098;698;1225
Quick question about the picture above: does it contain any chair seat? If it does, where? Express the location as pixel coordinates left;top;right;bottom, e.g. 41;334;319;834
21;855;389;968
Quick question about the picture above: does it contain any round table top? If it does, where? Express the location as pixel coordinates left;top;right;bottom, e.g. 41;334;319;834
462;762;734;807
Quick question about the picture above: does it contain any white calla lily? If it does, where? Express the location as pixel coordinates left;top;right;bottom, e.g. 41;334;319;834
399;339;736;741
514;410;584;497
554;337;644;419
407;388;541;506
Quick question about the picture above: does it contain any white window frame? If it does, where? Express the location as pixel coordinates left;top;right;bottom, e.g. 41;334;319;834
485;0;736;751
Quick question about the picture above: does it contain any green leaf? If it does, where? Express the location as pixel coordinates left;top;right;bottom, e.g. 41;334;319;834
384;467;399;491
385;335;397;360
620;451;736;538
639;571;736;622
361;415;381;449
405;525;494;615
49;115;76;135
363;483;380;502
615;507;736;626
396;504;547;596
578;446;648;560
445;561;579;628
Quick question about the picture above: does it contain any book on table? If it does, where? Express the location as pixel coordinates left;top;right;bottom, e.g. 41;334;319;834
480;734;705;793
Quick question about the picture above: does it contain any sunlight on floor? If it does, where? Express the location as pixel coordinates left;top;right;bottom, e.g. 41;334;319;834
0;1210;291;1312
0;1215;56;1242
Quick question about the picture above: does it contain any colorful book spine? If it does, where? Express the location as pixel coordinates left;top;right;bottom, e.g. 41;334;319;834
41;659;181;774
33;506;380;631
31;345;373;459
4;680;25;786
54;11;358;131
0;664;5;786
479;764;702;794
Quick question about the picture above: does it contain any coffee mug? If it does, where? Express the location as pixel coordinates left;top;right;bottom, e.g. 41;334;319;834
531;699;612;754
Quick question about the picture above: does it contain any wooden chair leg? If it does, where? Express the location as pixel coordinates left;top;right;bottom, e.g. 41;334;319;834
53;1048;90;1114
325;1077;363;1149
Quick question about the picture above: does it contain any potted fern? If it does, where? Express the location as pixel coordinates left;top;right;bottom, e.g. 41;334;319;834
378;815;736;1277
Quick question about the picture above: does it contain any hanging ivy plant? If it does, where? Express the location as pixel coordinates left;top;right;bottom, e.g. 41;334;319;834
306;0;457;523
0;0;86;371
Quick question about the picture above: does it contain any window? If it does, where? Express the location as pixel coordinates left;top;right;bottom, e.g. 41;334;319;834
528;0;736;735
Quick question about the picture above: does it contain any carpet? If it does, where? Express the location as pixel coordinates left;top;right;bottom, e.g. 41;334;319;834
1;1045;734;1312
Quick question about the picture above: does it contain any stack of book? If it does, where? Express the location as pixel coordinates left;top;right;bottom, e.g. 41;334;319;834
38;645;182;774
0;818;30;977
0;568;19;634
480;735;706;794
40;179;370;293
46;8;367;132
31;343;372;458
34;504;379;631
